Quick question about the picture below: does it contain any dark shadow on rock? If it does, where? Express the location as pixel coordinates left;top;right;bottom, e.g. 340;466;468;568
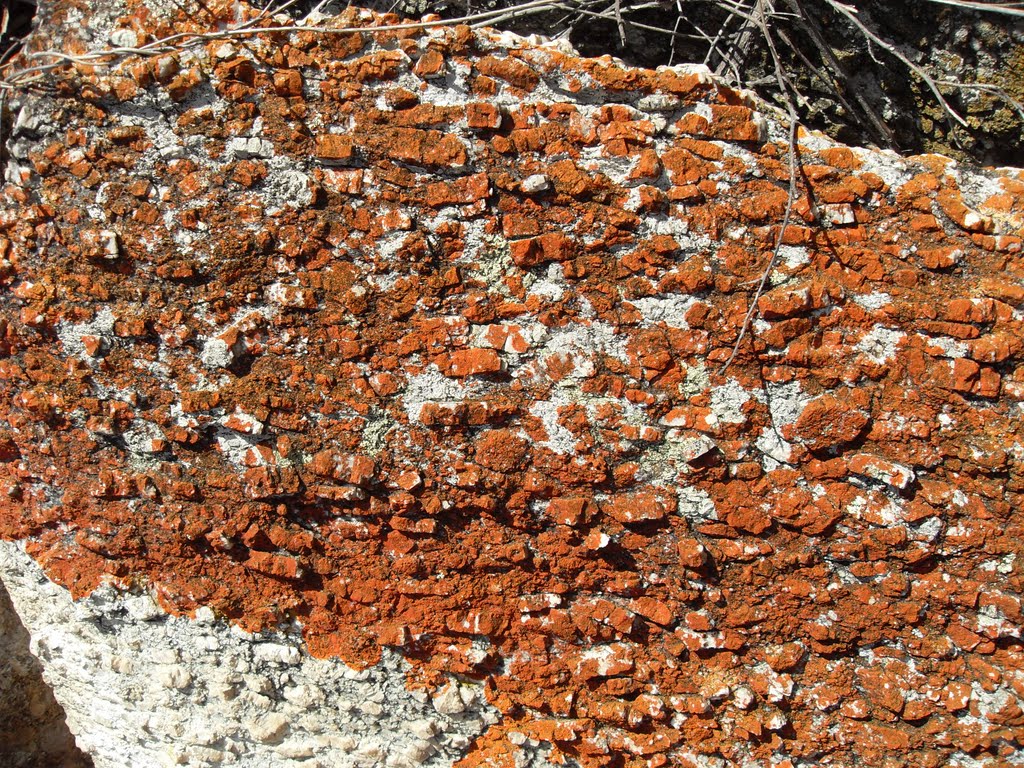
0;576;94;768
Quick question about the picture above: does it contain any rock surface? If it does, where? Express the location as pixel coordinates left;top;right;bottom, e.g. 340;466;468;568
1;1;1024;766
0;541;521;768
0;567;91;768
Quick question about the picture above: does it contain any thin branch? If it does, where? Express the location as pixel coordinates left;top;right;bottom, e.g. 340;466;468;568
567;5;728;42
468;0;574;27
678;10;740;78
923;0;1024;17
668;0;683;66
936;79;1024;122
255;0;313;23
824;0;969;127
614;0;628;47
0;0;570;88
712;0;765;79
703;0;750;78
719;6;801;376
781;0;894;146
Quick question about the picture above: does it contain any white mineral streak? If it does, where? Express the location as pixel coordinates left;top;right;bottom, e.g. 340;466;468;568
856;325;907;364
676;486;718;520
55;306;117;361
402;366;479;423
0;543;567;768
708;379;752;426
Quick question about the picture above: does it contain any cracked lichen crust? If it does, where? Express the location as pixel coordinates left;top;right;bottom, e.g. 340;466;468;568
0;542;569;768
1;1;1024;766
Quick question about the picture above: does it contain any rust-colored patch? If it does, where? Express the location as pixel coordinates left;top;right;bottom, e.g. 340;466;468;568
2;2;1024;766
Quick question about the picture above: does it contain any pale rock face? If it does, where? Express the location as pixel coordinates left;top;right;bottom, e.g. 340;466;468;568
0;543;564;768
0;576;87;768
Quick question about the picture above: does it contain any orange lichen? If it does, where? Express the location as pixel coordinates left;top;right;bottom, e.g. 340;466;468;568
1;1;1024;765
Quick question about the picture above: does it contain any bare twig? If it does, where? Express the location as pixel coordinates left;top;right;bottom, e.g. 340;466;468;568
719;4;800;376
702;0;748;78
467;0;581;27
923;0;1024;17
614;0;628;47
0;0;571;89
937;79;1024;122
569;4;740;44
824;0;970;128
668;0;683;65
255;0;313;22
712;0;766;79
780;0;894;146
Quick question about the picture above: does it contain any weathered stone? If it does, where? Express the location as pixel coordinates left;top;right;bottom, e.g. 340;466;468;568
1;2;1024;767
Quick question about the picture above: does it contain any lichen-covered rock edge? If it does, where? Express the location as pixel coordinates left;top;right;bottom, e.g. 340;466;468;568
1;1;1024;765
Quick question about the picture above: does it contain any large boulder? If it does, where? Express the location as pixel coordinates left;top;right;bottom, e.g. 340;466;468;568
1;1;1023;765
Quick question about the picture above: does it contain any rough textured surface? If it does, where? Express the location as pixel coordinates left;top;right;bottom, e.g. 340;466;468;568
0;541;546;768
0;570;92;768
2;1;1024;766
433;0;1024;167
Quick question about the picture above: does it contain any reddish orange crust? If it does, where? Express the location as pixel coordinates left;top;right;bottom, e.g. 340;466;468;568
2;2;1024;765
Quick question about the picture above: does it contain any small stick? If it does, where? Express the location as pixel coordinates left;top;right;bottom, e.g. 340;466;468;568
614;0;627;48
718;8;800;376
825;0;969;128
923;0;1024;17
0;0;568;87
780;0;894;146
